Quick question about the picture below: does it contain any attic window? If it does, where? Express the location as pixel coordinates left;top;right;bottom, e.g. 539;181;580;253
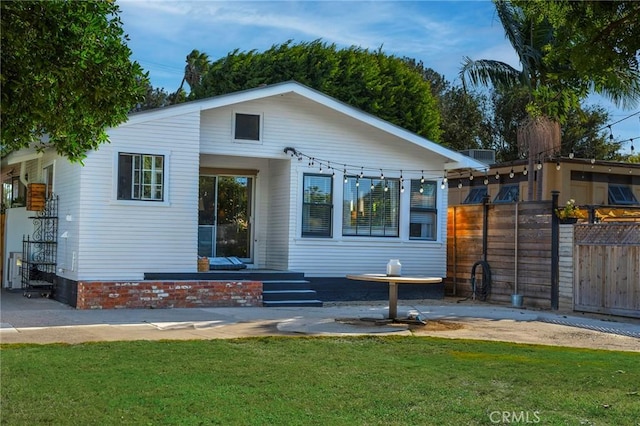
234;113;261;141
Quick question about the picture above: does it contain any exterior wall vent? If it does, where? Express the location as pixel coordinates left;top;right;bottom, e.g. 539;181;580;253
459;149;496;165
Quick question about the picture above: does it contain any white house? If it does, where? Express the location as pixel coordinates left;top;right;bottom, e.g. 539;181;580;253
1;81;485;308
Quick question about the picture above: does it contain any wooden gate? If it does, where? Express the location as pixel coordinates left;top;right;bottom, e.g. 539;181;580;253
574;224;640;318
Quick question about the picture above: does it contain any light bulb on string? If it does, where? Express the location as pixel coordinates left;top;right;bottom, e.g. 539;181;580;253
483;177;489;185
318;163;323;173
569;149;575;159
495;171;500;180
457;181;462;189
370;182;375;190
443;171;448;183
469;174;474;181
523;166;528;176
401;184;405;193
380;170;384;180
355;178;360;187
440;182;445;190
343;166;348;183
556;161;561;171
420;171;425;184
537;160;542;170
509;168;514;178
608;125;614;141
630;138;635;153
384;182;389;192
360;167;364;179
591;158;596;164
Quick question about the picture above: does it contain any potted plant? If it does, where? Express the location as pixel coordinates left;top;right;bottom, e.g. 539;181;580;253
556;199;579;224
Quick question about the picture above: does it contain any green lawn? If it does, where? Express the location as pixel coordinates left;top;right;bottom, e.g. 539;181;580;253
1;336;638;425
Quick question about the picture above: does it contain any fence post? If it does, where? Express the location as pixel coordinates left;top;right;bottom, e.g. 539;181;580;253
551;191;560;310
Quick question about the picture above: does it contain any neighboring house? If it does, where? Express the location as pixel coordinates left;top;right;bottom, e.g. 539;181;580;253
1;81;485;307
448;156;640;213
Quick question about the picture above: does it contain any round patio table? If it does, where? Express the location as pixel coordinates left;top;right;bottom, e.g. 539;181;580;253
346;274;443;320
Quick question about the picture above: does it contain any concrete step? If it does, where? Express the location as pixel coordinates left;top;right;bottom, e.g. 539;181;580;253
262;299;324;308
263;289;319;302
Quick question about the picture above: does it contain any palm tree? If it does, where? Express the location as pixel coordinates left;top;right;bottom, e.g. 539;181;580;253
176;49;210;95
460;0;640;201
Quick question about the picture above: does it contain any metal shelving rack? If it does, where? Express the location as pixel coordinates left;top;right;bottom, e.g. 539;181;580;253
21;195;58;298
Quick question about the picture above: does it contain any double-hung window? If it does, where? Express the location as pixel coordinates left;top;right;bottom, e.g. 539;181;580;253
409;180;437;240
343;177;399;237
302;174;333;237
117;153;164;201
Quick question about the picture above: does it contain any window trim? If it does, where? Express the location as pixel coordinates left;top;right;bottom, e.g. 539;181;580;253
113;150;170;206
233;111;263;143
42;161;55;198
301;173;333;238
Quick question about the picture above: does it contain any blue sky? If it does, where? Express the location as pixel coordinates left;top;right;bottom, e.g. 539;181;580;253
119;0;639;150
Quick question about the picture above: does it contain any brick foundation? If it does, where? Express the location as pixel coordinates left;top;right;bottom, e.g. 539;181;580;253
76;280;263;310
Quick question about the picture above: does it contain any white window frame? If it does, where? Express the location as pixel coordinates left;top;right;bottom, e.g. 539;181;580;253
232;111;263;144
42;160;55;198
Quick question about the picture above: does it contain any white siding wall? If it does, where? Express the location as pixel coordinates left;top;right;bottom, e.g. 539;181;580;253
201;93;449;277
76;111;201;280
266;159;292;270
48;153;82;281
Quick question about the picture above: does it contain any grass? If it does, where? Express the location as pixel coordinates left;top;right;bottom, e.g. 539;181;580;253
1;336;639;425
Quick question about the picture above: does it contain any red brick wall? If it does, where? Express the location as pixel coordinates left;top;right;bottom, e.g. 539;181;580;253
76;280;263;310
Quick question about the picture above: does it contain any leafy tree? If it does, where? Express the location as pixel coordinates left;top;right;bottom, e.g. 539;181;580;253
131;82;184;113
189;40;442;142
403;60;492;152
460;0;640;200
1;0;147;162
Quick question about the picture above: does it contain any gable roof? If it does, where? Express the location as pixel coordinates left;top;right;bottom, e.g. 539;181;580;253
125;81;486;171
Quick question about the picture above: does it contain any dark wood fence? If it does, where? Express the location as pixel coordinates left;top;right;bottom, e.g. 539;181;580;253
573;224;640;318
447;202;640;317
446;201;555;309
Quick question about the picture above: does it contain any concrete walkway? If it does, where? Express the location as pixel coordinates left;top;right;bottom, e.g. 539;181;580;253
1;290;639;349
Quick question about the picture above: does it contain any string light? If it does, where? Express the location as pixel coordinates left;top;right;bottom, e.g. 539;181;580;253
495;171;500;180
457;181;462;189
483;176;489;185
569;149;575;159
343;166;348;183
420;171;425;184
509;168;514;178
380;170;384;180
556;161;561;170
631;138;635;153
536;159;542;170
469;174;474;181
523;166;528;176
360;167;364;179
